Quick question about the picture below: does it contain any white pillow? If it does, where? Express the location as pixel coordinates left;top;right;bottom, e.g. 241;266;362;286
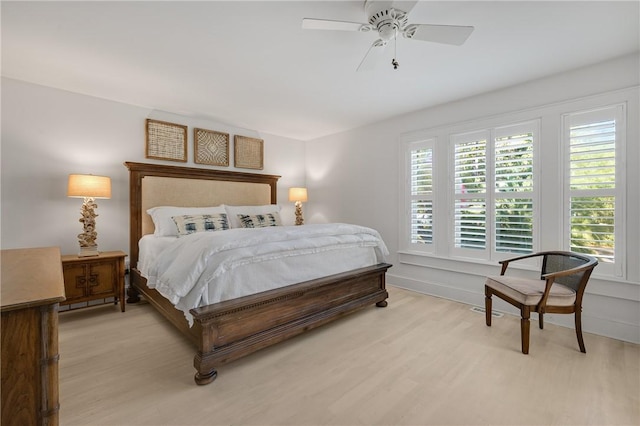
147;206;226;236
224;204;281;228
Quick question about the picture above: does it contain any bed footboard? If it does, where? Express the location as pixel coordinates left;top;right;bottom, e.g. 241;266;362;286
192;263;391;385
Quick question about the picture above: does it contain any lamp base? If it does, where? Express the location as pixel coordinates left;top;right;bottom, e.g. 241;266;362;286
78;246;100;257
294;201;304;226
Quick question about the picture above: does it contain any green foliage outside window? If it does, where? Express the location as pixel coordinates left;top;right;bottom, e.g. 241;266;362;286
455;133;534;253
569;118;616;263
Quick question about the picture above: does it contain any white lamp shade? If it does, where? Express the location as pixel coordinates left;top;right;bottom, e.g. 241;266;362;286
288;187;308;203
67;174;112;199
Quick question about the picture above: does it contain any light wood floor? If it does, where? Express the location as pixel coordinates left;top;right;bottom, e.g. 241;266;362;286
59;286;639;425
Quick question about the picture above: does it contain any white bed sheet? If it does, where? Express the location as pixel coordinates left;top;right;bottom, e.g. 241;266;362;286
138;235;177;278
137;224;387;326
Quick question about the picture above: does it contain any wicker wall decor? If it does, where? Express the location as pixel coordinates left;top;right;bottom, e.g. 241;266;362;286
194;128;229;166
234;135;264;170
145;119;188;162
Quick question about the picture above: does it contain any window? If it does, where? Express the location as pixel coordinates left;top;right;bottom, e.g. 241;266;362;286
453;132;487;251
494;128;535;254
452;122;537;260
404;139;434;252
563;105;624;276
400;90;633;281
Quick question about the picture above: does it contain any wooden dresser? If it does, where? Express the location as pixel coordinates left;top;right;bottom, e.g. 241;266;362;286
1;247;66;426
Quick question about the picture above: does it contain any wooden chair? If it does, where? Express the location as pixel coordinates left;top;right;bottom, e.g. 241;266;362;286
484;251;598;354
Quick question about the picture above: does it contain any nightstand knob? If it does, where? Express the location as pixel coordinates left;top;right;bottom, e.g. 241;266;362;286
88;275;99;287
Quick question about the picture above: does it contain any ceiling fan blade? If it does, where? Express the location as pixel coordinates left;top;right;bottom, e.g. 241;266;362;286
356;39;388;72
404;24;474;45
302;18;368;32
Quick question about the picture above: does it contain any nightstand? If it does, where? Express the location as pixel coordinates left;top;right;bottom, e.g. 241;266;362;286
61;250;126;312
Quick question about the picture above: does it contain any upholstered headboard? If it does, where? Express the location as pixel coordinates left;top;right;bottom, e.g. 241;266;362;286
140;176;273;236
125;162;280;270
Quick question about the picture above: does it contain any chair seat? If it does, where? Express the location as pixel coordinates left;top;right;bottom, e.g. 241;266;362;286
485;275;576;307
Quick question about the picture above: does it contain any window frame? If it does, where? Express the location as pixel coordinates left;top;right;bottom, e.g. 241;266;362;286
401;137;436;254
561;103;626;277
449;120;540;262
450;129;490;259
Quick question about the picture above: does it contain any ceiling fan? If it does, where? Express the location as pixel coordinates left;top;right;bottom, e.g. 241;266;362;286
302;0;474;71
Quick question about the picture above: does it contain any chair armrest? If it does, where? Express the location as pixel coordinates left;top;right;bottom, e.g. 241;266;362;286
498;252;544;265
498;252;546;275
499;251;596;276
499;250;585;266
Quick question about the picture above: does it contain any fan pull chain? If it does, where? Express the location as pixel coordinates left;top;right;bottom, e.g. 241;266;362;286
391;29;399;70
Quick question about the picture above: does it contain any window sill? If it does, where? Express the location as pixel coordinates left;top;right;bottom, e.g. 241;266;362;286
395;251;639;301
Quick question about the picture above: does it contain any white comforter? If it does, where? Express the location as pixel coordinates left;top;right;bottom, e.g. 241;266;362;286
143;223;388;325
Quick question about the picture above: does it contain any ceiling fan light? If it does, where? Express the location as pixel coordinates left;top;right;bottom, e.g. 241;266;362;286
379;24;396;41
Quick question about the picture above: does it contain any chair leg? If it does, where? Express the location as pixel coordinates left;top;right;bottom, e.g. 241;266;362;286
539;312;544;330
575;309;586;353
485;286;492;326
520;306;531;354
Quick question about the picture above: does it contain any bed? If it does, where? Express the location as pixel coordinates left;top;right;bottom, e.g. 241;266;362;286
125;161;391;385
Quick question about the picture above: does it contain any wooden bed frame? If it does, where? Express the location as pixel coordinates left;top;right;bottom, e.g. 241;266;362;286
125;161;391;385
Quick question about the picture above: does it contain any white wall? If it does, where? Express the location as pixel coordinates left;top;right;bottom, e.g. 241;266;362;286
1;78;307;258
305;53;640;344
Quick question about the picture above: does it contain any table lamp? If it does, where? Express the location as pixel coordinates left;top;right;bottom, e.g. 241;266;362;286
67;174;111;257
288;187;308;226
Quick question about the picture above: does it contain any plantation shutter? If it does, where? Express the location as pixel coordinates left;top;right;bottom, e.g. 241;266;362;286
453;132;487;251
494;124;535;254
410;142;434;247
565;105;622;272
451;121;538;260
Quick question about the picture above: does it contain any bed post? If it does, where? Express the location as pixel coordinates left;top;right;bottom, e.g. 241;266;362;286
126;163;143;303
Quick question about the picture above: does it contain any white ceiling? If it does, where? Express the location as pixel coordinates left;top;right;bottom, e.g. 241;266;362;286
2;1;639;141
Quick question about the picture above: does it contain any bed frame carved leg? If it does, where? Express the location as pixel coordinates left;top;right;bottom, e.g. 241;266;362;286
127;285;141;303
194;348;218;385
194;369;218;385
127;271;144;303
376;300;388;307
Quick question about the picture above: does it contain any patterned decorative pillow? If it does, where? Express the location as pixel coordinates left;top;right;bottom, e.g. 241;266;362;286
224;204;281;228
237;212;282;228
172;214;229;236
147;205;226;236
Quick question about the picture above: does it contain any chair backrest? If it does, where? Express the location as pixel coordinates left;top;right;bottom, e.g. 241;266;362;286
541;252;597;293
